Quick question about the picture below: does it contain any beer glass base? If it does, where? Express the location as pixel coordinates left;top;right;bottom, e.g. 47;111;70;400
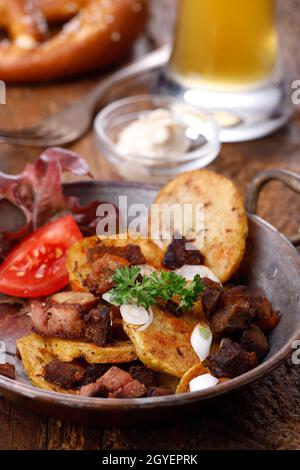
154;72;292;143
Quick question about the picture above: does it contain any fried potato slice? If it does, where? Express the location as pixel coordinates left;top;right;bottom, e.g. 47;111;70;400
67;233;164;292
176;363;210;394
16;333;75;394
151;170;248;283
44;336;137;364
123;306;200;378
67;236;96;292
17;332;137;393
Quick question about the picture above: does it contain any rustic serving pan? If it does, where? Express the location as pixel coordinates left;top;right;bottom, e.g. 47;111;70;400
0;169;300;426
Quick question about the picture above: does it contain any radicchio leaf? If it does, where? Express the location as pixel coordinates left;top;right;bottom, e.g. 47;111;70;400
0;147;101;261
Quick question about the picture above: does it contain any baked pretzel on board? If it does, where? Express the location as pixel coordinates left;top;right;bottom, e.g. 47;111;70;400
0;0;148;83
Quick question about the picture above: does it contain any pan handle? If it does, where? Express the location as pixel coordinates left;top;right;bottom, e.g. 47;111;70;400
246;169;300;247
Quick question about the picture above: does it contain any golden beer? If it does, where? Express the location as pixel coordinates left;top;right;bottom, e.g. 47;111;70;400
170;0;278;91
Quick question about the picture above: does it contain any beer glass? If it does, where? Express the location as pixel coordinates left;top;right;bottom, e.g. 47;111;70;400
158;0;291;142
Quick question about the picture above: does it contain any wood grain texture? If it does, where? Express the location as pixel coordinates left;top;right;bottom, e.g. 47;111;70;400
1;0;300;450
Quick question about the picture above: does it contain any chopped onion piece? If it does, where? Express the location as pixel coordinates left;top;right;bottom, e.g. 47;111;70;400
191;322;212;361
138;307;154;331
176;265;221;284
102;292;112;303
189;373;219;392
102;291;119;306
120;304;149;326
137;265;157;277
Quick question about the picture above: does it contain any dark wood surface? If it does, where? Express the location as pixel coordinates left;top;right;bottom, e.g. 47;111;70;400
1;0;300;450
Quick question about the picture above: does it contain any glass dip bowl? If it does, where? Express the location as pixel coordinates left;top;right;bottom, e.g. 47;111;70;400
94;95;221;184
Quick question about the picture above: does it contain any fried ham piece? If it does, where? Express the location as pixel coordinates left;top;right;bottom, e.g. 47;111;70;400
31;291;97;339
240;324;269;360
84;242;147;295
44;359;111;390
209;338;258;378
84;253;129;295
44;360;173;397
163;236;204;270
32;295;86;339
79;366;147;398
0;363;15;380
86;242;146;266
44;359;85;389
201;277;223;318
201;282;278;342
211;286;254;337
84;304;111;346
252;295;280;332
31;292;113;346
200;282;275;379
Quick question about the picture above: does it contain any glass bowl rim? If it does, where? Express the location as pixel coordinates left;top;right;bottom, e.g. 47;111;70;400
94;94;221;165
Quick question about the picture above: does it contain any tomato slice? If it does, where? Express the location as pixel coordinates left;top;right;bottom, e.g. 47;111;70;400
0;215;83;298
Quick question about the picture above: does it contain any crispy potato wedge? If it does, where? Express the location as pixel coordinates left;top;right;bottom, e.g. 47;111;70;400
67;236;95;292
176;363;210;394
17;332;137;392
17;333;75;394
151;170;248;283
123;306;200;378
67;233;164;292
44;337;137;364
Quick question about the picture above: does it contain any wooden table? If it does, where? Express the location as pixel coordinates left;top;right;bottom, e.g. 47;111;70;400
1;0;300;450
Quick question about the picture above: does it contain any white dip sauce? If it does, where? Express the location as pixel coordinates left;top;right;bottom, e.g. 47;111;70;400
116;109;190;158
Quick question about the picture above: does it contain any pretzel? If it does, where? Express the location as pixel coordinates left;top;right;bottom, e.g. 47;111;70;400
0;1;87;26
0;0;148;83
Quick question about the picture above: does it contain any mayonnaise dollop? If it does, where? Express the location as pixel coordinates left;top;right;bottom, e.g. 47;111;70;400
116;109;190;158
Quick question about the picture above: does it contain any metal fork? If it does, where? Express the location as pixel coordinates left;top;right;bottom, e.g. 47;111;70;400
0;45;171;147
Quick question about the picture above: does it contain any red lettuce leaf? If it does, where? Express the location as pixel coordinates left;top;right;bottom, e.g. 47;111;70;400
0;147;101;261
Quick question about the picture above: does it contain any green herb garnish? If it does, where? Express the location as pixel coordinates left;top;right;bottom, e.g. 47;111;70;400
109;266;204;311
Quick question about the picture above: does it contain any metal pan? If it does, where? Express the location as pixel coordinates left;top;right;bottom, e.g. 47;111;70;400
0;171;300;426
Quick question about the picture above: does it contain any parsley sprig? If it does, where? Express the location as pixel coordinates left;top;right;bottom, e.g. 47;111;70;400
109;266;204;311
